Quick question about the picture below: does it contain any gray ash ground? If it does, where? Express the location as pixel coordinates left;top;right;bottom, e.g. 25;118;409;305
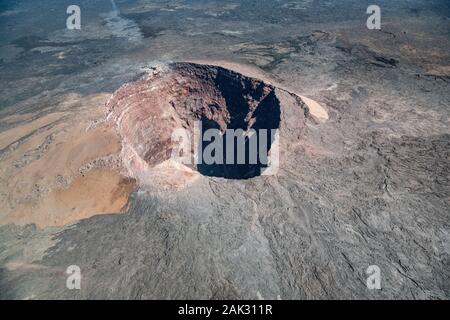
0;0;449;299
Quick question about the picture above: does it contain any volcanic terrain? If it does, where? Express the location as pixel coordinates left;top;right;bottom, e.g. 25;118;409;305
0;0;449;300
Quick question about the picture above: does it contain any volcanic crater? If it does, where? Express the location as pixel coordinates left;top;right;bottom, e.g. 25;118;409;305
106;62;316;184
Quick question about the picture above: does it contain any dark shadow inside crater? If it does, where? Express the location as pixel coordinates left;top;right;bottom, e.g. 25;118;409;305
197;73;281;179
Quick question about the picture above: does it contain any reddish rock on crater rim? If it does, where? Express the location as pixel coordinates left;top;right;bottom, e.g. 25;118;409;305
106;62;321;183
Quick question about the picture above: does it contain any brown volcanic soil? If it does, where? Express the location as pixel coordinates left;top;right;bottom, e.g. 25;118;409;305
0;93;135;227
3;169;135;228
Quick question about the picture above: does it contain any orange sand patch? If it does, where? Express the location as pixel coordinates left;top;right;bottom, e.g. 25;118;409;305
0;92;137;228
2;121;122;210
1;169;135;228
0;112;66;150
